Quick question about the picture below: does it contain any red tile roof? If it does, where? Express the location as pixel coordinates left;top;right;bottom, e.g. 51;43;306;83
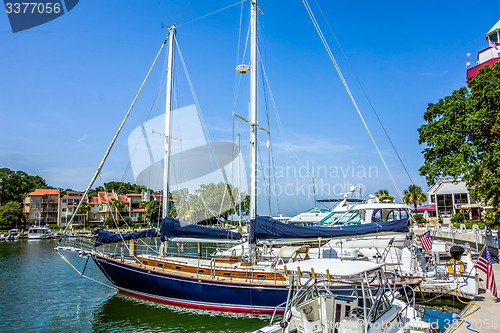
29;189;60;196
90;192;129;204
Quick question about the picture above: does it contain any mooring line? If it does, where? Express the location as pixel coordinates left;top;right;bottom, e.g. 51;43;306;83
56;250;116;290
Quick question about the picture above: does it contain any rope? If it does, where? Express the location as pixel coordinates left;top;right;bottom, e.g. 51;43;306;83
178;0;246;28
62;35;170;234
447;254;482;333
56;250;116;290
312;0;414;186
301;0;403;201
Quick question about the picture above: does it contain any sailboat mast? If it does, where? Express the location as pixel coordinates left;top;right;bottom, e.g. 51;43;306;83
249;0;258;221
163;26;176;219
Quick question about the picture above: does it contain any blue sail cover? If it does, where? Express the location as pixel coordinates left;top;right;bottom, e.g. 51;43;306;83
94;229;157;247
160;217;242;240
249;216;409;244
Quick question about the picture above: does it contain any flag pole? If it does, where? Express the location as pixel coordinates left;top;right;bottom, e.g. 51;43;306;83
464;243;487;281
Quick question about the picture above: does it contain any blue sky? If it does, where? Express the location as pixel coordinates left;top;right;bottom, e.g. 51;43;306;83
1;1;499;216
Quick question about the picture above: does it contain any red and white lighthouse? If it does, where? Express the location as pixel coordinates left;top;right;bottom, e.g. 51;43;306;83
466;20;500;83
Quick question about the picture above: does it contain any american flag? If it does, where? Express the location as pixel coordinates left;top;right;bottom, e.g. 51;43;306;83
418;230;432;252
475;244;498;298
489;40;498;50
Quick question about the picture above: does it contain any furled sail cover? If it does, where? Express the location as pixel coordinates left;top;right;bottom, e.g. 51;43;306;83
160;217;242;240
249;216;409;244
94;229;157;247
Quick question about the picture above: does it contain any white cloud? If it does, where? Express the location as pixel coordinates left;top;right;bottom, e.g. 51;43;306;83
77;134;88;143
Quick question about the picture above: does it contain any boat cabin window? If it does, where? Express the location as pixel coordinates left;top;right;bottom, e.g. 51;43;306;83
385;209;408;221
371;209;383;223
372;293;392;321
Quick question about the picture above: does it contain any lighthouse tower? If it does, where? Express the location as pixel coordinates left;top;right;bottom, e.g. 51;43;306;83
466;20;500;83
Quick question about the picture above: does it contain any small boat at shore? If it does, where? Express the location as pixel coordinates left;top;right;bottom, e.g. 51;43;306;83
6;229;21;241
27;225;53;239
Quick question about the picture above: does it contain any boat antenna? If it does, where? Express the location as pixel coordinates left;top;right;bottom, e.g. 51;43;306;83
312;177;317;208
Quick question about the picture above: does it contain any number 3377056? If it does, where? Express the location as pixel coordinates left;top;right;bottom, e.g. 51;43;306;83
5;2;61;14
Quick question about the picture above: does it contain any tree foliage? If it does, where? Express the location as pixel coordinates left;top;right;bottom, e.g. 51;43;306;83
0;168;49;205
76;200;92;227
139;200;162;224
402;184;428;209
94;182;146;195
170;183;249;224
374;189;394;203
0;201;23;227
418;62;500;207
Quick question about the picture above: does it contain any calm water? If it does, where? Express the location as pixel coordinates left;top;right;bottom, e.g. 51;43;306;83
0;240;269;332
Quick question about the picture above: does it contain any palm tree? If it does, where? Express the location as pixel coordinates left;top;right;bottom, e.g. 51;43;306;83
76;200;91;231
374;189;394;203
109;198;126;227
402;184;428;210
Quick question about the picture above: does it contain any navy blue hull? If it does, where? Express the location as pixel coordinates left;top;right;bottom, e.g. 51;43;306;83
92;255;291;313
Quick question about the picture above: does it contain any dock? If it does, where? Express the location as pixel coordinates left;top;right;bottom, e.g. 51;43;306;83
446;263;500;333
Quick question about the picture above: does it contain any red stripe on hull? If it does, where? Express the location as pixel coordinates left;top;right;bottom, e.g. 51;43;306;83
116;288;281;314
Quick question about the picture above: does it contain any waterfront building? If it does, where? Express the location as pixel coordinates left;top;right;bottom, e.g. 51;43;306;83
88;191;129;225
125;193;147;223
467;20;500;83
23;189;60;225
427;178;491;224
59;191;84;228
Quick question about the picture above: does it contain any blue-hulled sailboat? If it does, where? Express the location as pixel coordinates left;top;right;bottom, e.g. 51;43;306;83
59;0;419;313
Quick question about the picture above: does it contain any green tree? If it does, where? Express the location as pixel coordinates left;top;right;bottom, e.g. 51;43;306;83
418;62;500;211
109;198;126;226
171;183;249;224
0;201;23;228
402;185;428;209
95;182;146;195
374;189;394;203
76;201;92;230
139;200;162;225
0;168;48;205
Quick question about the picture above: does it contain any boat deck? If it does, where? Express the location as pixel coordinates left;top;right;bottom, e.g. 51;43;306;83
97;252;289;286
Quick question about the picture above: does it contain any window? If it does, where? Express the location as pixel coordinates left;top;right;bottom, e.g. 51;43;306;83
371;209;383;222
437;194;453;217
373;293;392;321
62;199;67;203
454;193;468;205
62;208;66;212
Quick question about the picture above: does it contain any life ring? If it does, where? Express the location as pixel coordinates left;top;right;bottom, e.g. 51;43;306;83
446;259;465;274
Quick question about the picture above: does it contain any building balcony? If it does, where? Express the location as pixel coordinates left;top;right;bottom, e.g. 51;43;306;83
467;57;500;83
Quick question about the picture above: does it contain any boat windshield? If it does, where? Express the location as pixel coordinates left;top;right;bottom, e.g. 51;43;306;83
330;210;365;226
317;211;346;225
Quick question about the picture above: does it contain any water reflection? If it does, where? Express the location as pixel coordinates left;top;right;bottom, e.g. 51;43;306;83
93;293;270;332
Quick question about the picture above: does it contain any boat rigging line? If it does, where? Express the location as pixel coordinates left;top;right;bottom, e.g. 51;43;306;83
301;0;404;201
311;0;414;185
62;35;171;233
177;0;246;28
